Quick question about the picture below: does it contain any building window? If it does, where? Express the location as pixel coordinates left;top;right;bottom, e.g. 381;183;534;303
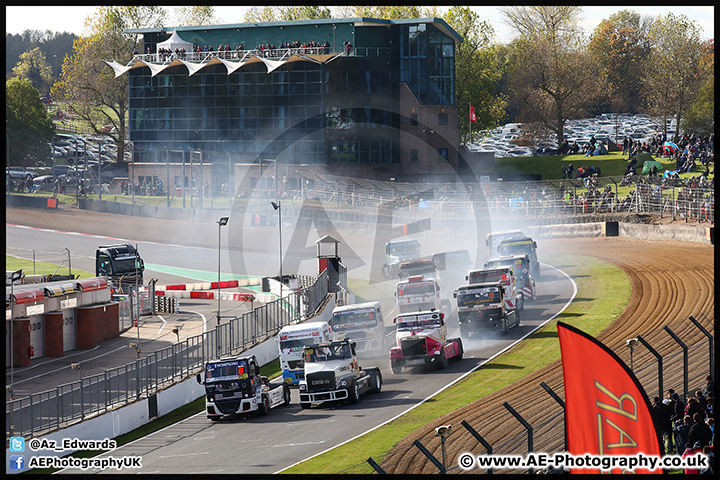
411;149;418;162
410;114;418;126
438;113;448;126
438;148;448;161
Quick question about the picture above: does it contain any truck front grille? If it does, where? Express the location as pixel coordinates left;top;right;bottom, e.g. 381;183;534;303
401;338;427;357
287;360;304;370
306;371;336;392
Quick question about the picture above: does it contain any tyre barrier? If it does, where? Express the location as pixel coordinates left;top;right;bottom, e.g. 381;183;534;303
154;295;180;313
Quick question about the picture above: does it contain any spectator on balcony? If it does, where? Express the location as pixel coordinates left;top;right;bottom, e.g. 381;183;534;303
345;41;352;55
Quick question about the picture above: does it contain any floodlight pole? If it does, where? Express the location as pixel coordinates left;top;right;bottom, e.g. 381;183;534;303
217;217;229;325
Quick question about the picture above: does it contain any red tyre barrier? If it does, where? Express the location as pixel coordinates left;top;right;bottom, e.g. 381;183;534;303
155;290;165;296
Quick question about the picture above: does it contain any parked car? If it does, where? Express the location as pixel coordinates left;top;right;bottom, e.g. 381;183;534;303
6;166;39;180
32;175;55;192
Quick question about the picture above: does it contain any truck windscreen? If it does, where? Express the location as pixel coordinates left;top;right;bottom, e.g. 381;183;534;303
304;343;351;362
112;258;141;274
469;271;507;284
388;243;419;255
332;309;377;329
399;263;435;277
205;360;248;381
280;337;323;350
499;242;533;255
457;287;500;307
396;317;442;331
397;282;435;296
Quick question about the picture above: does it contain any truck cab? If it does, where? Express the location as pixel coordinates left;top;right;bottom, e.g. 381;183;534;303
96;244;144;290
497;236;540;278
298;338;382;408
277;321;333;385
382;239;421;278
486;230;525;260
467;267;524;313
454;282;519;336
330;301;386;354
485;254;536;301
196;354;290;420
389;310;463;373
395;275;443;314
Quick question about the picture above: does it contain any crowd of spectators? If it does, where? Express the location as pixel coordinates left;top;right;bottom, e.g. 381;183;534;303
139;38;340;63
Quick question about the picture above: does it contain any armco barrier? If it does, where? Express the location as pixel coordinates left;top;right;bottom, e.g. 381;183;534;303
528;222;712;244
619;223;712;244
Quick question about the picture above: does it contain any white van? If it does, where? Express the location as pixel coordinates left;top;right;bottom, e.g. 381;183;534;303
278;321;333;385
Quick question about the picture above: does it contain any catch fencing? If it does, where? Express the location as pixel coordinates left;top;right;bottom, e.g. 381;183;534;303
5;270;329;440
366;312;714;475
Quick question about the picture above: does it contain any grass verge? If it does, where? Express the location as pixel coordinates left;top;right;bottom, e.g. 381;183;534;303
283;253;630;473
6;255;94;279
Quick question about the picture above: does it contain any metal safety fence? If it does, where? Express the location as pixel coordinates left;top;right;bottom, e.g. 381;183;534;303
6;271;329;439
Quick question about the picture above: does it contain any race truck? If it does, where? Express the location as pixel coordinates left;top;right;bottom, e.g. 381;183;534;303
486;230;525;260
396;275;444;314
96;244;144;291
485;254;537;301
298;338;382;408
278;321;333;385
432;250;471;291
454;282;520;336
382;239;421;279
497;236;540;278
467;266;524;313
389;310;463;373
331;301;387;354
398;257;437;279
196;354;291;420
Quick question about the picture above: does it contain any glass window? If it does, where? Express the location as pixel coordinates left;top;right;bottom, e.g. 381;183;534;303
411;149;418;162
438;113;448;126
438;148;448;161
410;114;418;126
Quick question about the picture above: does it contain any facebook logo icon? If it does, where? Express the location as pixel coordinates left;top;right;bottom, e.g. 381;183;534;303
9;455;25;471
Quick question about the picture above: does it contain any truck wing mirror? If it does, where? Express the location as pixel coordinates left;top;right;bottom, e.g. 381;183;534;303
453;291;457;298
196;373;203;384
533;241;537;248
465;275;468;281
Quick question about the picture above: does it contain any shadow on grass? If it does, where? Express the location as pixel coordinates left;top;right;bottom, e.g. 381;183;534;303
530;331;559;339
480;363;524;370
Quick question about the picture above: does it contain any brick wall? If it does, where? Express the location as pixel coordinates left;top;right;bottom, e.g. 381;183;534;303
11;318;31;367
76;303;120;349
44;311;64;357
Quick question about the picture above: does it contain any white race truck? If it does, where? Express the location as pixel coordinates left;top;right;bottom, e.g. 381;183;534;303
497;236;540;278
467;266;524;313
454;281;520;336
196;354;291;420
298;338;382;408
382;239;421;279
395;274;444;314
389;310;463;373
278;321;333;385
330;301;387;354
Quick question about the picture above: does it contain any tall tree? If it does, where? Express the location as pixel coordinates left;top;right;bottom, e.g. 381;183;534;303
52;6;167;164
12;47;53;93
501;6;601;147
643;13;708;143
681;39;714;137
6;77;55;167
443;6;507;144
588;10;653;114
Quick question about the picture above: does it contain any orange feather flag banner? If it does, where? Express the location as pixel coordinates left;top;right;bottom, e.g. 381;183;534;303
557;322;664;474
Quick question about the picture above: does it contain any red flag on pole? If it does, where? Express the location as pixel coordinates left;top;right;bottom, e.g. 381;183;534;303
470;104;477;122
557;322;663;474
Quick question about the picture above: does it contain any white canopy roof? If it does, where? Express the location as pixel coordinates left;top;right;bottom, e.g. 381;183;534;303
156;30;193;52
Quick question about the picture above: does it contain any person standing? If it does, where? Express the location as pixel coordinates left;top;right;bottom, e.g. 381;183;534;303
688;412;713;448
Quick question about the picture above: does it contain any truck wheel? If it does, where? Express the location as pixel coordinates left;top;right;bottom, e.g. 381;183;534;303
349;381;361;403
391;359;402;374
515;310;520;328
258;394;270;416
436;350;447;370
300;402;311;409
370;370;383;393
282;384;291;406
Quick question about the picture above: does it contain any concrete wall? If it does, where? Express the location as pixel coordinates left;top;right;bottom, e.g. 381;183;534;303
527;222;712;245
